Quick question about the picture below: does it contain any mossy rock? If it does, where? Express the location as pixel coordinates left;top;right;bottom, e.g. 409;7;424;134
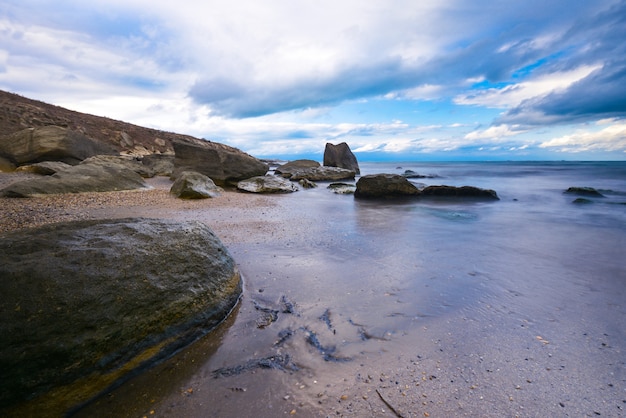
0;218;241;416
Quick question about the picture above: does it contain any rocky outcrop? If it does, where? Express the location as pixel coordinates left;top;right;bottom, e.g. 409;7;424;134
275;159;355;181
323;142;360;174
170;171;223;199
0;218;242;417
171;139;268;186
0;126;116;166
274;159;321;177
0;161;147;197
80;155;155;178
290;166;356;181
237;175;299;193
0;156;16;172
142;153;174;177
15;161;71;175
354;174;420;198
420;185;499;200
564;186;604;197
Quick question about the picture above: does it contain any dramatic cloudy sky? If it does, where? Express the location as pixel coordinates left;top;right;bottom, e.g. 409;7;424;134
1;0;625;160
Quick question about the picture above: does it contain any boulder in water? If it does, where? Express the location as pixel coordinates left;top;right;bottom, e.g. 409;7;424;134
421;185;499;200
323;142;360;174
354;174;420;198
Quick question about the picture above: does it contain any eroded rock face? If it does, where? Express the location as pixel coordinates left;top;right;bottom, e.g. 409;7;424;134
170;171;223;198
323;142;360;174
354;174;420;198
0;218;242;416
0;126;116;166
80;155;155;178
237;175;298;193
15;161;71;175
171;139;268;186
0;161;147;197
142;153;174;177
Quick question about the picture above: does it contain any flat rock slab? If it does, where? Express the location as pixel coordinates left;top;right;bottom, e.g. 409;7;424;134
0;162;147;197
0;218;242;416
237;174;298;193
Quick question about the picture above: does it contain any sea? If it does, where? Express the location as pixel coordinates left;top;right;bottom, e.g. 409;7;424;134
77;161;626;417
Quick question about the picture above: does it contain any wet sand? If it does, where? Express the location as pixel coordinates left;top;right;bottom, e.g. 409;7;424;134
2;172;624;417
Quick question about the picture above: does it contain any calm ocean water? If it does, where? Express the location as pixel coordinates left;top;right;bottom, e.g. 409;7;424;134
79;161;626;417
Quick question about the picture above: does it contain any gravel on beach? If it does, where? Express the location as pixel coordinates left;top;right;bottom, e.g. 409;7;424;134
0;174;268;235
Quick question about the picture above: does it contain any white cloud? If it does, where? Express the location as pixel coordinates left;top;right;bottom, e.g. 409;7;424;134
539;122;626;152
464;124;525;141
454;65;601;108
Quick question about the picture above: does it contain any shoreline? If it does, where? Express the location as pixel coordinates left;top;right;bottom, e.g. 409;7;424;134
2;169;624;417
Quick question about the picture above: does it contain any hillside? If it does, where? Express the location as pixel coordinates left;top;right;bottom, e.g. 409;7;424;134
0;90;203;155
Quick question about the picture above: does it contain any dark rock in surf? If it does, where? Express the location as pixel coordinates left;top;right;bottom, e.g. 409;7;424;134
564;187;604;197
421;185;499;200
328;182;356;194
402;169;439;179
572;197;594;204
0;218;241;416
354;174;420;198
323;142;360;174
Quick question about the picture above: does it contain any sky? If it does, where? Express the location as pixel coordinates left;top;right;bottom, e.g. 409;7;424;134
1;0;625;161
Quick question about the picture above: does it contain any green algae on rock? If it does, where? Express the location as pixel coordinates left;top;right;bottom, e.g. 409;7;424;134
0;218;242;417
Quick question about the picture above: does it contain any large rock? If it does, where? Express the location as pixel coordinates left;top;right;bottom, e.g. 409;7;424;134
0;161;147;197
0;218;242;416
80;155;155;178
354;174;420;198
323;142;360;174
274;159;321;177
0;126;116;166
172;139;268;186
15;161;71;175
291;166;355;181
170;171;223;199
237;174;299;193
421;185;499;200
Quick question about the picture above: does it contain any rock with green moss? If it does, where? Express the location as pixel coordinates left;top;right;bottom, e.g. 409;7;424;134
0;218;241;417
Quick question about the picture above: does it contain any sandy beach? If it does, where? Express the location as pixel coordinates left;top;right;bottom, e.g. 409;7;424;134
2;169;624;418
